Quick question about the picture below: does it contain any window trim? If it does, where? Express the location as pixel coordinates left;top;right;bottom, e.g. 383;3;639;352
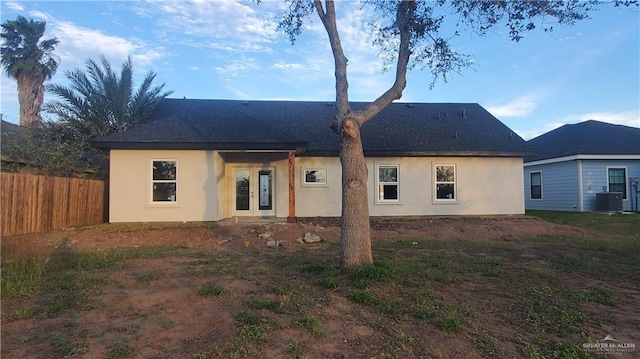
529;171;543;200
375;163;400;204
149;159;178;205
301;168;328;187
434;164;457;203
606;166;627;200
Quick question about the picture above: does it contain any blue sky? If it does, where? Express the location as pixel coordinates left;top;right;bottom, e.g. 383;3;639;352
1;0;638;139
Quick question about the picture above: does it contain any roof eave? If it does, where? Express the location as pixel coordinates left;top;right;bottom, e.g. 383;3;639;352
300;150;534;157
92;141;308;153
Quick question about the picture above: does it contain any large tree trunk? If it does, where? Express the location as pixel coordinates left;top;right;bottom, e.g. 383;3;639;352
339;118;373;268
314;0;411;270
17;73;44;126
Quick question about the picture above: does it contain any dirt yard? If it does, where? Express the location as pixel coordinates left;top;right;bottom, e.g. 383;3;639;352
1;216;587;257
2;216;637;359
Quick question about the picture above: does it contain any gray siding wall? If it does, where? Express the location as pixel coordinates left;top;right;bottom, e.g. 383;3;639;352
524;161;580;211
581;159;640;212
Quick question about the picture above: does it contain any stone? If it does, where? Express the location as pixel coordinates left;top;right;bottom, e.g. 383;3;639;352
258;232;272;240
302;232;321;243
266;240;282;247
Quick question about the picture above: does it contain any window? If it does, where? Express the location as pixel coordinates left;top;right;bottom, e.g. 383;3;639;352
530;171;542;200
607;167;627;199
377;164;399;202
302;168;327;186
435;165;456;201
152;160;177;202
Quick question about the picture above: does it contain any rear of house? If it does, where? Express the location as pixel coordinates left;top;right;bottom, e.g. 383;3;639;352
524;121;640;212
94;99;532;222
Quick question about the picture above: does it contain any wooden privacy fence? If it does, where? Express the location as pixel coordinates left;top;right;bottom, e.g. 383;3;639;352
1;173;105;237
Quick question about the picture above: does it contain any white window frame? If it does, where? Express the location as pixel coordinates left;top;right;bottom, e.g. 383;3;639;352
434;164;457;202
301;168;328;187
375;164;400;204
530;171;543;200
150;159;178;205
606;166;627;200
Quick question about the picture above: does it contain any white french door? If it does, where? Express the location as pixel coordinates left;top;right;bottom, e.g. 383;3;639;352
233;167;275;216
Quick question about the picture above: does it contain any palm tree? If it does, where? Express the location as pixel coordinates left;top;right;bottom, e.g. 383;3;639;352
45;56;173;138
1;16;59;126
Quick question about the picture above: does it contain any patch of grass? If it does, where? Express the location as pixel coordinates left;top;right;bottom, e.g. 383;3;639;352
1;256;47;297
350;260;394;287
197;283;225;297
134;272;161;283
235;311;260;326
296;314;322;335
472;331;501;357
527;210;640;237
239;325;263;342
318;269;342;290
273;281;291;295
104;338;135;359
2;307;35;321
225;340;248;358
348;289;376;305
52;333;87;358
436;314;464;332
159;318;174;329
519;337;592;359
565;287;618;307
247;298;284;313
285;339;304;357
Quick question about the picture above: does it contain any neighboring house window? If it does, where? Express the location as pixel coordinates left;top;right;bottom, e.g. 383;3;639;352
435;164;456;201
607;167;627;199
530;171;542;200
377;164;399;202
302;168;327;186
152;160;177;202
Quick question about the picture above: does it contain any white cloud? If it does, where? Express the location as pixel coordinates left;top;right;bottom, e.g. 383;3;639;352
27;10;48;21
214;58;260;79
5;1;23;12
49;21;169;74
135;0;281;45
53;21;139;65
274;62;306;71
487;96;537;117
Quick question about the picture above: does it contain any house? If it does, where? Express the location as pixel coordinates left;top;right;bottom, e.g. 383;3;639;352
524;120;640;212
92;99;532;223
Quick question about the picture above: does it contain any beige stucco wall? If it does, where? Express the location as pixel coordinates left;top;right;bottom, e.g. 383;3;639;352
109;150;524;222
109;150;223;222
295;156;525;217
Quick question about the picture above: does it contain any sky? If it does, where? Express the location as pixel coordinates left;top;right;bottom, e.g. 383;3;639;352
1;0;638;140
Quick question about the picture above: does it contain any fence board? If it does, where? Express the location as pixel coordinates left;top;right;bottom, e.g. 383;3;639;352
1;173;105;236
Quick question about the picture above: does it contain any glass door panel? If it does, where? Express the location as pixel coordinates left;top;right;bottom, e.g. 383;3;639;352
235;169;250;211
258;170;273;211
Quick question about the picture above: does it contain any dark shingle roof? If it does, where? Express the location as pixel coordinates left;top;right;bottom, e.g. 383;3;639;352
92;98;532;156
525;120;640;162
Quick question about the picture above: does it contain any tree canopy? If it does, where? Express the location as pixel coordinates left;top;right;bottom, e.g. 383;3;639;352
1;15;59;126
45;55;173;138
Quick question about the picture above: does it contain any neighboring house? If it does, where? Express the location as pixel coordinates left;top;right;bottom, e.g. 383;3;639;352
524;120;640;212
92;99;532;223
